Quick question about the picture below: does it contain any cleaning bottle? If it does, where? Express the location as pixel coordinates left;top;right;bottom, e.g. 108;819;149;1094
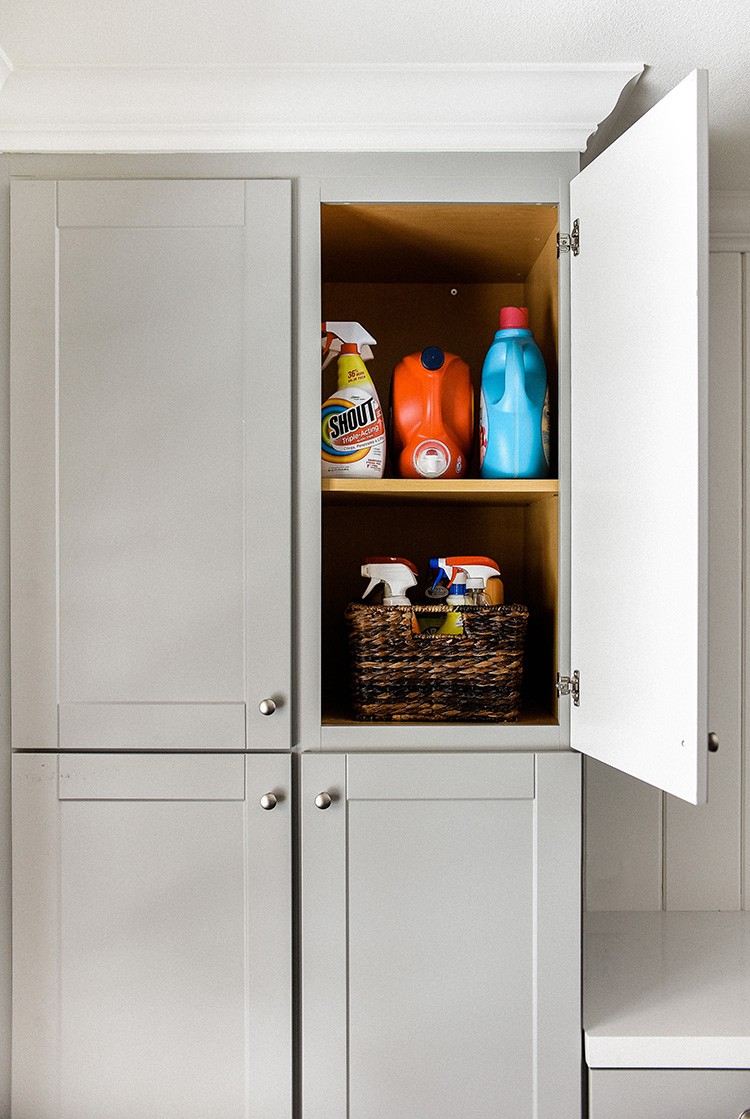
479;307;549;479
428;556;504;605
466;577;489;605
419;560;467;634
445;570;468;606
390;347;473;479
322;322;386;478
360;556;418;605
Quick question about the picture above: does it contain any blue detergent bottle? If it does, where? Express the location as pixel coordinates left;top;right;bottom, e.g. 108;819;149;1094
479;306;550;479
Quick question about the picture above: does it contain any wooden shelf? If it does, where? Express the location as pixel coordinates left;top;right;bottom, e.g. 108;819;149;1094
322;712;559;729
322;477;559;505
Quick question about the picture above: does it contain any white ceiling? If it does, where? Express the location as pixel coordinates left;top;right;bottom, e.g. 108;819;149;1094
1;0;749;188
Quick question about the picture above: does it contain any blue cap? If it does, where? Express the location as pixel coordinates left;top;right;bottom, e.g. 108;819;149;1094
420;347;445;370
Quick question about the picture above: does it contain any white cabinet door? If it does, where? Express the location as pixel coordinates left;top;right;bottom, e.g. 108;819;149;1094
569;70;709;803
12;752;292;1119
10;179;292;751
301;752;581;1119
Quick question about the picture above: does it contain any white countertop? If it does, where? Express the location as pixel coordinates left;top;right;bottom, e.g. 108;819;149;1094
584;911;750;1069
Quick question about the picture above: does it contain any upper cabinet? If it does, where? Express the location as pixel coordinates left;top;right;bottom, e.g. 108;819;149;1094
10;179;293;751
319;201;561;734
317;72;709;803
7;71;709;800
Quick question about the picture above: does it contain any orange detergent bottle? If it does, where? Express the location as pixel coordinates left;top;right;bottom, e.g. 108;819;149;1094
390;347;473;479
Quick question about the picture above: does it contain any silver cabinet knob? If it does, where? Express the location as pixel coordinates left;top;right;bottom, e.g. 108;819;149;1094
259;698;277;716
259;793;278;811
315;792;333;810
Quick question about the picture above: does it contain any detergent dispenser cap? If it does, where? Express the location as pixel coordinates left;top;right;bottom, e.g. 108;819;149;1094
414;442;450;477
420;346;445;370
499;306;529;330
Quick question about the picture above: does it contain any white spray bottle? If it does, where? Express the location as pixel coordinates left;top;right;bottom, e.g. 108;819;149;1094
361;556;418;605
322;322;386;478
428;555;505;604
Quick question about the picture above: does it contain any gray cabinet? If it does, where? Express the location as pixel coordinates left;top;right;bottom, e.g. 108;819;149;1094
300;751;582;1119
10;178;292;752
9;177;295;1118
7;67;710;1118
12;752;292;1119
589;1070;750;1119
316;70;710;805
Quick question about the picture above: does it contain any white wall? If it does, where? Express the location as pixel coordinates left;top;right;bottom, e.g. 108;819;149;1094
586;237;748;910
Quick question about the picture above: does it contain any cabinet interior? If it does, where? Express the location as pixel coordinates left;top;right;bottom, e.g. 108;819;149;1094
321;202;560;726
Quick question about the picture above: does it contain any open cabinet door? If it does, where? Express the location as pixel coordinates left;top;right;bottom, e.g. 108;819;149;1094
569;70;709;804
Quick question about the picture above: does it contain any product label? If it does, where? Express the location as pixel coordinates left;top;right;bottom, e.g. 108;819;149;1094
478;391;488;468
343;367;369;387
321;389;386;469
414;611;465;636
541;386;550;467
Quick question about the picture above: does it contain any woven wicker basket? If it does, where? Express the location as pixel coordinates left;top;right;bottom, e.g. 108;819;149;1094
346;602;528;722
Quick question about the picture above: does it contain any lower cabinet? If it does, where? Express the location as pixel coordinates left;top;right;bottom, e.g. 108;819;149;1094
12;752;292;1119
301;751;582;1119
12;749;580;1119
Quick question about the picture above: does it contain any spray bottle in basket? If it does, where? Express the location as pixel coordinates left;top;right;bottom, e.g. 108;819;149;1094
421;560;466;635
360;557;418;605
479;307;549;479
321;322;386;478
429;555;505;605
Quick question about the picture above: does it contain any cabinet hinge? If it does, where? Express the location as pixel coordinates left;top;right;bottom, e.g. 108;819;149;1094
557;218;580;258
556;670;580;706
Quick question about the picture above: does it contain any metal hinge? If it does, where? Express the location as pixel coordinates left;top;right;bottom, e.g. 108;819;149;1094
557;218;580;257
556;670;580;706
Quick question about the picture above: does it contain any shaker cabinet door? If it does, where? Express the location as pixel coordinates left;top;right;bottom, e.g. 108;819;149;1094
11;178;292;751
569;70;709;802
301;751;581;1119
12;752;292;1119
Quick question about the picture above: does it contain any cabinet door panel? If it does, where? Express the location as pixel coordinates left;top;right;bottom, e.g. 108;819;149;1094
301;752;581;1119
12;753;292;1119
569;70;709;803
11;179;292;750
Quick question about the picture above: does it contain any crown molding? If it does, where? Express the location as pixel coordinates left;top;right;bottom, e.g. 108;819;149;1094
0;62;643;153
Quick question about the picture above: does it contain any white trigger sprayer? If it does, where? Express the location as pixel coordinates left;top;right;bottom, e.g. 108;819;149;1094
361;556;418;606
428;556;505;604
321;321;376;370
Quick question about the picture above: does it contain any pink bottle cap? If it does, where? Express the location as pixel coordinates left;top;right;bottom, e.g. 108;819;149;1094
499;306;529;329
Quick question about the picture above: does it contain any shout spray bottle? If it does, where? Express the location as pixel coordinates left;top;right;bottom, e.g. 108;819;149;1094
322;322;386;478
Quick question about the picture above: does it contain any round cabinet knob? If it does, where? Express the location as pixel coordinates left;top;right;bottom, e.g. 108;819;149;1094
259;698;277;716
259;793;278;811
315;792;333;810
